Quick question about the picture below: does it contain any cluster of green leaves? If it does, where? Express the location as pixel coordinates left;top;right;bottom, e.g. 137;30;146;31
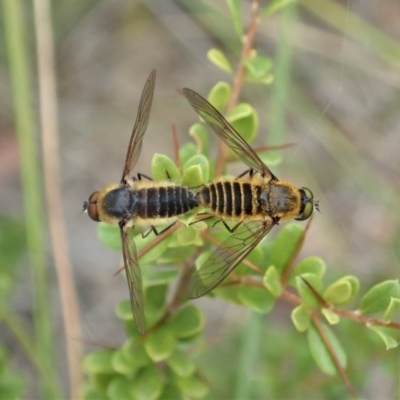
81;295;206;400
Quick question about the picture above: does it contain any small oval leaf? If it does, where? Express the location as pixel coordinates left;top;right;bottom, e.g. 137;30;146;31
307;323;347;376
237;286;275;314
384;297;400;322
207;48;233;74
188;123;209;156
170;305;204;339
144;325;176;362
360;280;400;315
182;164;203;187
208;81;231;112
183;154;210;183
291;304;311;332
151;153;181;182
263;265;282;297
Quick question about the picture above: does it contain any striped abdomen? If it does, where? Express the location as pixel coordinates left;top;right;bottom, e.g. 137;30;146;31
197;180;264;219
136;186;199;219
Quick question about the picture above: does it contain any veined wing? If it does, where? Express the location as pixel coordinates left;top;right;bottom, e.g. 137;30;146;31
187;219;276;299
121;70;156;183
120;223;145;334
183;88;276;181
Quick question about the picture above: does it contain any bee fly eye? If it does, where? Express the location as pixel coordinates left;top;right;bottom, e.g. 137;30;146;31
87;191;100;222
295;187;315;221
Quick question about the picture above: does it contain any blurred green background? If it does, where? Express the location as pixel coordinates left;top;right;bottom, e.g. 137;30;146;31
1;0;399;398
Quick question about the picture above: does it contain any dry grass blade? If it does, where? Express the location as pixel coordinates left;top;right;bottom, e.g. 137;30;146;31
33;0;82;396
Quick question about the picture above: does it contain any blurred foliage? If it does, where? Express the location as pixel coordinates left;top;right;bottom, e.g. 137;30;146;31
2;0;400;399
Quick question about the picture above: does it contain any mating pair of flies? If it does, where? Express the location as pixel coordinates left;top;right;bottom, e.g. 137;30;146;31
84;70;319;334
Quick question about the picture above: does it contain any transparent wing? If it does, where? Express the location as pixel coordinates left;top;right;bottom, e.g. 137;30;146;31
188;219;275;299
121;70;156;183
120;223;145;334
183;88;276;180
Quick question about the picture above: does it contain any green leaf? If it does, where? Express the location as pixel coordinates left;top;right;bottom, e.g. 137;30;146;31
241;245;264;275
227;0;243;37
324;281;351;305
270;223;304;273
291;304;311;332
157;245;196;264
262;0;296;18
296;274;323;308
121;340;151;370
290;257;326;284
321;309;340;325
258;151;282;168
151;153;181;182
170;305;204;339
179;142;197;166
134;231;172;265
107;376;132;400
384;297;400;322
263;266;282;297
244;54;273;81
359;280;400;315
91;374;114;395
131;367;164;400
188;123;209;156
80;384;107;400
176;226;199;246
237;286;275;314
142;267;179;285
159;384;184;400
307;323;347;376
97;222;121;250
173;375;209;399
207;48;233;74
324;276;359;305
144;325;176;362
115;300;133;321
144;284;168;313
182;164;203;187
111;350;135;376
166;351;196;377
368;326;400;350
207;81;231;112
227;103;258;144
183;154;210;183
82;350;114;374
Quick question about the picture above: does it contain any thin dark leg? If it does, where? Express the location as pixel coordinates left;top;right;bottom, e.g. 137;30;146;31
137;172;153;181
141;221;177;238
235;169;253;179
221;220;242;233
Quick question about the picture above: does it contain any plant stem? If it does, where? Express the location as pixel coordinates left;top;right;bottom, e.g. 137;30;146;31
33;0;83;397
2;0;57;396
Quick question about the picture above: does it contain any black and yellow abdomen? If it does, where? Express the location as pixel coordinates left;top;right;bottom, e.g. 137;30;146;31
136;185;199;219
94;181;199;226
197;179;266;221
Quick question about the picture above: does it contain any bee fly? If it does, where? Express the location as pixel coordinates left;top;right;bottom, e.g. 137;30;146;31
183;88;319;298
84;71;198;334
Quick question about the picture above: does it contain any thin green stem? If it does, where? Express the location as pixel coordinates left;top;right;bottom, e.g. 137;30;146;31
2;0;57;396
268;4;297;147
0;309;60;398
233;311;264;399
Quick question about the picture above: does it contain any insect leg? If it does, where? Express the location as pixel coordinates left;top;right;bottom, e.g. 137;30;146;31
137;173;153;181
141;222;177;238
235;169;253;179
189;213;214;226
221;220;242;233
